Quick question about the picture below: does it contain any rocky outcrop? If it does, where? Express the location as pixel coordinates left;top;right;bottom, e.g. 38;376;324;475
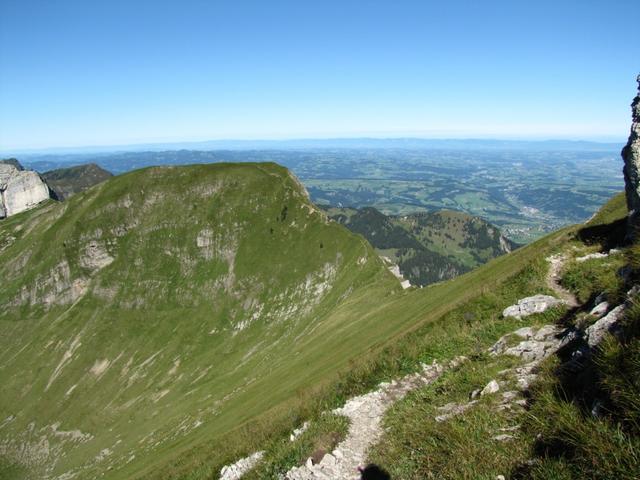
622;75;640;235
0;161;52;218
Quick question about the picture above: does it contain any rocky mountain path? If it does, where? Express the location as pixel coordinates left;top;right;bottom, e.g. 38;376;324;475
546;253;579;307
284;357;467;480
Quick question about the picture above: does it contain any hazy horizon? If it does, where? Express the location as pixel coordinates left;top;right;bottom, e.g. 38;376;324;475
0;135;627;158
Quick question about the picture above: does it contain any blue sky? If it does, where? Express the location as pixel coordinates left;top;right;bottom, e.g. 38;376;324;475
0;0;637;150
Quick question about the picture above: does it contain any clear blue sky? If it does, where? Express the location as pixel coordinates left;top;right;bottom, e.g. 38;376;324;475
0;0;637;150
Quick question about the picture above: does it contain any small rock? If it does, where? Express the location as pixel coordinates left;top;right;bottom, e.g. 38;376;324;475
492;434;514;442
498;425;521;432
219;451;264;480
435;401;477;422
501;391;518;402
591;399;604;418
320;453;336;467
576;252;608;262
589;301;609;318
289;421;310;442
481;380;500;396
517;375;536;391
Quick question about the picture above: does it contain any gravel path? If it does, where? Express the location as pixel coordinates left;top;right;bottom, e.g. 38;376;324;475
546;254;579;307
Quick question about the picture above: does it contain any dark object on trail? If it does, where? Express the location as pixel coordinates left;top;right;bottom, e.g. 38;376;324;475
358;463;391;479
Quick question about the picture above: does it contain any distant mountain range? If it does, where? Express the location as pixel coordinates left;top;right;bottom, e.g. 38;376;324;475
4;137;623;157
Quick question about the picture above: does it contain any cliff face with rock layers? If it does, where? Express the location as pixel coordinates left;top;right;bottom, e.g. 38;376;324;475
0;160;52;218
622;75;640;236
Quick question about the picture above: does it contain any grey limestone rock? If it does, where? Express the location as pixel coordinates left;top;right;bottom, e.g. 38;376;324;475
0;162;52;218
585;305;625;348
480;379;500;396
502;294;565;319
219;451;265;480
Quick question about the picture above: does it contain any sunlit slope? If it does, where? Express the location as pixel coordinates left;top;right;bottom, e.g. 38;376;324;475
0;163;607;480
0;163;398;479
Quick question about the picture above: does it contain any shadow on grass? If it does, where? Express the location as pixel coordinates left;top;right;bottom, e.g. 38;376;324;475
576;218;627;250
359;464;391;479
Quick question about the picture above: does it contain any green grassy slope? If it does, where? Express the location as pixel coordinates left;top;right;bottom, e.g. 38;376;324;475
324;206;516;286
0;163;586;480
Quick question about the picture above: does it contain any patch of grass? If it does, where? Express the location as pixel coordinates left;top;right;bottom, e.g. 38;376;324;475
524;366;640;480
367;202;640;480
163;236;565;479
560;254;626;305
368;354;532;479
0;457;29;480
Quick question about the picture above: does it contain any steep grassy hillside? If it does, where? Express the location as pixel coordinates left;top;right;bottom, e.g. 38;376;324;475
42;163;113;200
325;206;515;286
0;163;585;480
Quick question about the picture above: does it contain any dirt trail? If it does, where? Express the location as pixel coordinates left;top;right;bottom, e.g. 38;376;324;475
546;254;579;307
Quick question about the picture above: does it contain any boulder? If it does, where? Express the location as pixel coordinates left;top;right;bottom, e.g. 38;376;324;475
502;295;565;319
585;305;625;347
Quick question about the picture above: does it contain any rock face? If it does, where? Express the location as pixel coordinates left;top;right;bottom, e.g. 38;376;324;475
0;161;52;218
622;75;640;233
